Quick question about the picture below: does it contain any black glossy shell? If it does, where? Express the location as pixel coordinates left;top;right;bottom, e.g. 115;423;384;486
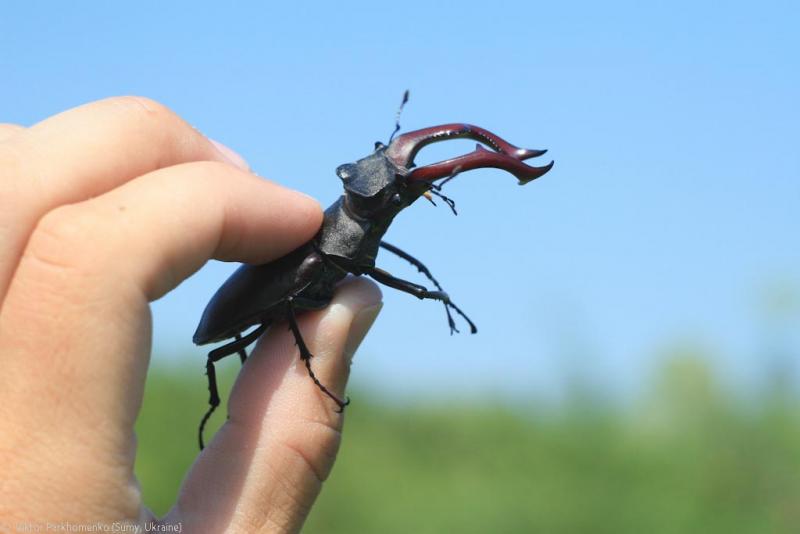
193;244;324;344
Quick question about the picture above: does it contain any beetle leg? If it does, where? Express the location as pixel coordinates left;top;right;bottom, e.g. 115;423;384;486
286;298;351;413
367;266;448;300
199;323;268;450
377;243;478;335
366;265;480;333
199;356;222;450
236;334;248;363
207;324;267;361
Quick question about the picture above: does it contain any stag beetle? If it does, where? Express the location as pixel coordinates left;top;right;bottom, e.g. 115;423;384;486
193;113;553;449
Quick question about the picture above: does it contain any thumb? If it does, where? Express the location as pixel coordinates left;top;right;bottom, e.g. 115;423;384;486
167;277;382;533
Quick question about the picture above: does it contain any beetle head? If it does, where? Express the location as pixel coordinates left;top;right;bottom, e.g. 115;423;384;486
336;124;553;220
336;144;397;198
335;143;418;220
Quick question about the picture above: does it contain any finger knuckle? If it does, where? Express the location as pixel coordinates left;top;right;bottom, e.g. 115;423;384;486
0;123;25;139
105;95;174;121
103;96;192;142
26;205;99;274
281;418;342;484
98;97;215;164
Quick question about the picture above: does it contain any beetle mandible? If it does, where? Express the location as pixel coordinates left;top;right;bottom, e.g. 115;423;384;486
193;113;553;449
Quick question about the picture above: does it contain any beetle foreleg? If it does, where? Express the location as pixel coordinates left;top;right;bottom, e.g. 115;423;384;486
377;243;478;334
286;299;350;413
367;266;466;332
367;265;448;299
198;324;268;450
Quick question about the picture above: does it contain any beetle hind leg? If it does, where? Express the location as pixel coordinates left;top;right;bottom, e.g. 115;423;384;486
198;323;268;450
286;298;350;412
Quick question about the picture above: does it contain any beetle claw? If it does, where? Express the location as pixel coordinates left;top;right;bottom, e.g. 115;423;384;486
335;397;351;413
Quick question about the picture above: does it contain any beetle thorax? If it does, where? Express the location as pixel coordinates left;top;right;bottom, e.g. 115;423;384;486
317;149;423;267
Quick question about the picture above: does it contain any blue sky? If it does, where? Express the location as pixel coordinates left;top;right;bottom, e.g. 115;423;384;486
3;1;798;403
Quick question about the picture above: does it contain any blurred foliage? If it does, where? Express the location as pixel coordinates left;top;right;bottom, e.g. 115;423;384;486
135;354;800;533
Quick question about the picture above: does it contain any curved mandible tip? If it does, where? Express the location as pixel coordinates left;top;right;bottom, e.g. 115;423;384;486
385;124;553;184
408;144;554;185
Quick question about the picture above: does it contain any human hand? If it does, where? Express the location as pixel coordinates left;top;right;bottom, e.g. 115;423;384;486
0;97;382;533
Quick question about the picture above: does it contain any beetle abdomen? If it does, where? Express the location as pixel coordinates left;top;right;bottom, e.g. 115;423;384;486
193;245;324;344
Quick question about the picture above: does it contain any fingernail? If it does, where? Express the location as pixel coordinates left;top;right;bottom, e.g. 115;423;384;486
344;303;382;362
210;138;250;171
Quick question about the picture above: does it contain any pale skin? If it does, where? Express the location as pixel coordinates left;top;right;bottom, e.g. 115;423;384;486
0;97;383;533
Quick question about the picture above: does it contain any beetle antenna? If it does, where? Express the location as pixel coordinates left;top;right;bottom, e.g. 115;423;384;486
430;165;461;191
436;173;458;189
388;89;410;144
